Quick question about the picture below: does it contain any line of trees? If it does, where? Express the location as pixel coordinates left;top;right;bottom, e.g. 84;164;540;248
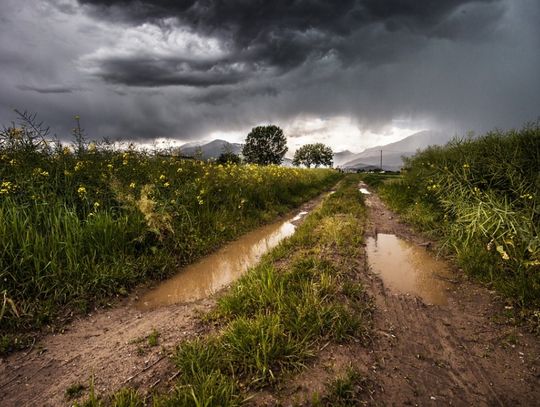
236;125;333;168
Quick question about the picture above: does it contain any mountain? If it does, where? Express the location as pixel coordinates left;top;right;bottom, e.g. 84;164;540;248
333;150;357;167
180;139;243;159
341;130;450;171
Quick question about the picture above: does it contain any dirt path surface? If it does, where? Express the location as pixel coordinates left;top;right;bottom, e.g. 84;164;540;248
0;195;327;407
356;183;539;405
1;186;538;406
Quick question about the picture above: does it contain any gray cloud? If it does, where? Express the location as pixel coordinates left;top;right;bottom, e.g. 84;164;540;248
76;0;502;87
16;84;83;94
0;0;538;150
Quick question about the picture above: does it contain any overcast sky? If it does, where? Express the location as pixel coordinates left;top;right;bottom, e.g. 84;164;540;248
1;0;538;153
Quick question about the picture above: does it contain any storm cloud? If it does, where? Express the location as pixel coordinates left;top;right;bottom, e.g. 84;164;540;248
0;0;538;150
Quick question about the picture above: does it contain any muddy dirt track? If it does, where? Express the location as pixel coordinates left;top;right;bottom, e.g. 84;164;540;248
1;185;539;406
356;185;539;406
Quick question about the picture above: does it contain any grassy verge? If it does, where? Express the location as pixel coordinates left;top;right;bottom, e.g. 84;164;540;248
75;175;372;406
362;124;539;313
0;122;341;350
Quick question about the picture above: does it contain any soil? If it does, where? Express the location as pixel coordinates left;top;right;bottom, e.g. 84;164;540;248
1;184;539;406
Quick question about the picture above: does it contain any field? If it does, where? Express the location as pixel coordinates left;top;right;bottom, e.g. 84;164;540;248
364;124;540;311
0;123;341;348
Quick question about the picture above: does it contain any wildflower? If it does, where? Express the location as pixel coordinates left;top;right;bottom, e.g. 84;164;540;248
33;168;49;177
0;181;13;195
163;182;170;187
159;174;166;180
9;159;17;166
123;159;128;166
63;147;71;155
107;163;114;170
93;201;100;209
496;245;510;260
77;185;87;196
64;170;72;176
88;142;96;152
74;161;84;171
463;163;470;169
129;182;136;189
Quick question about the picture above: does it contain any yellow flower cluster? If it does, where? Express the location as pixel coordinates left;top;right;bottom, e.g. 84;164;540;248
1;180;14;195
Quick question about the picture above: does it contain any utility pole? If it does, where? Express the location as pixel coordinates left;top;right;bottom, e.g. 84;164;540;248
380;150;382;171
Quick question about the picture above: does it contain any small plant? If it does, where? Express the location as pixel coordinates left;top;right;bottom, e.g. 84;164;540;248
322;367;372;406
147;328;160;347
65;383;86;400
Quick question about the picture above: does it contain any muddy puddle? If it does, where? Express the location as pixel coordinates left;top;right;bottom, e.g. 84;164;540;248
366;233;452;305
137;212;308;310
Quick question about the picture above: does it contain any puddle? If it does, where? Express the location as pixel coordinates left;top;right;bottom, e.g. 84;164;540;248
136;211;308;310
365;233;452;305
359;188;371;195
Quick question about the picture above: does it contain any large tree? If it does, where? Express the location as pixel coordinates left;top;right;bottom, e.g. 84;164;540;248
242;125;288;165
293;143;333;168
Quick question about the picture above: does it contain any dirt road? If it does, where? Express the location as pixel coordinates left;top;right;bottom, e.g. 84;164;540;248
1;186;538;406
355;185;539;405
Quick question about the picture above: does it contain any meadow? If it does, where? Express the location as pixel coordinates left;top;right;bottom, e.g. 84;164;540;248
0;119;341;347
365;124;540;310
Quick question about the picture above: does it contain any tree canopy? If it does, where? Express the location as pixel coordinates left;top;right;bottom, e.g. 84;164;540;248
292;143;333;168
217;151;241;164
242;125;288;165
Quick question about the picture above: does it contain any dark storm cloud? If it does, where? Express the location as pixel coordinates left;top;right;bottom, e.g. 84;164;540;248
77;0;500;87
1;0;538;148
16;84;83;94
95;56;252;87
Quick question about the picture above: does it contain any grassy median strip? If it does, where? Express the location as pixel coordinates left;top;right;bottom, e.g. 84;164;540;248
156;175;371;406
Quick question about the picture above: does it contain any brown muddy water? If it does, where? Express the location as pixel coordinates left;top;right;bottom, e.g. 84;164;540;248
136;211;308;310
366;233;452;305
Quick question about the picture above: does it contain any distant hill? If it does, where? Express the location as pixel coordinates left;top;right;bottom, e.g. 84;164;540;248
333;150;357;167
180;139;243;159
341;130;450;171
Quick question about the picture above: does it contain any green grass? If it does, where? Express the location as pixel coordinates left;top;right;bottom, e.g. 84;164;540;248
149;175;373;406
0;120;342;342
318;367;372;406
364;123;540;309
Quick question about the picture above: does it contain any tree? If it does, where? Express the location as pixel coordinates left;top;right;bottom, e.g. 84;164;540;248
217;151;241;164
242;125;288;165
293;143;333;168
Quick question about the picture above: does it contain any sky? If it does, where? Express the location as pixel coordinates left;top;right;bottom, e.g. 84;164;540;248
1;0;539;153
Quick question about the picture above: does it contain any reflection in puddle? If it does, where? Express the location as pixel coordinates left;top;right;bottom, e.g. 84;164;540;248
366;234;452;305
359;188;371;195
137;212;307;310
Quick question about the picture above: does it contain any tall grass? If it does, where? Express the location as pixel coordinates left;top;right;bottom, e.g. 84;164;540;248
0;119;341;339
375;124;539;307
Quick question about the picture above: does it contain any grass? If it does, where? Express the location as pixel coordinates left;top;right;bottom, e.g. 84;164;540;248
0;117;342;345
157;175;372;405
75;175;371;406
318;367;372;406
362;123;540;310
65;383;86;400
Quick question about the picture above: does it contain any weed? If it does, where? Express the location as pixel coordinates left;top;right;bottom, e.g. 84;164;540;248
65;383;86;400
371;124;540;308
321;367;372;406
147;328;160;347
